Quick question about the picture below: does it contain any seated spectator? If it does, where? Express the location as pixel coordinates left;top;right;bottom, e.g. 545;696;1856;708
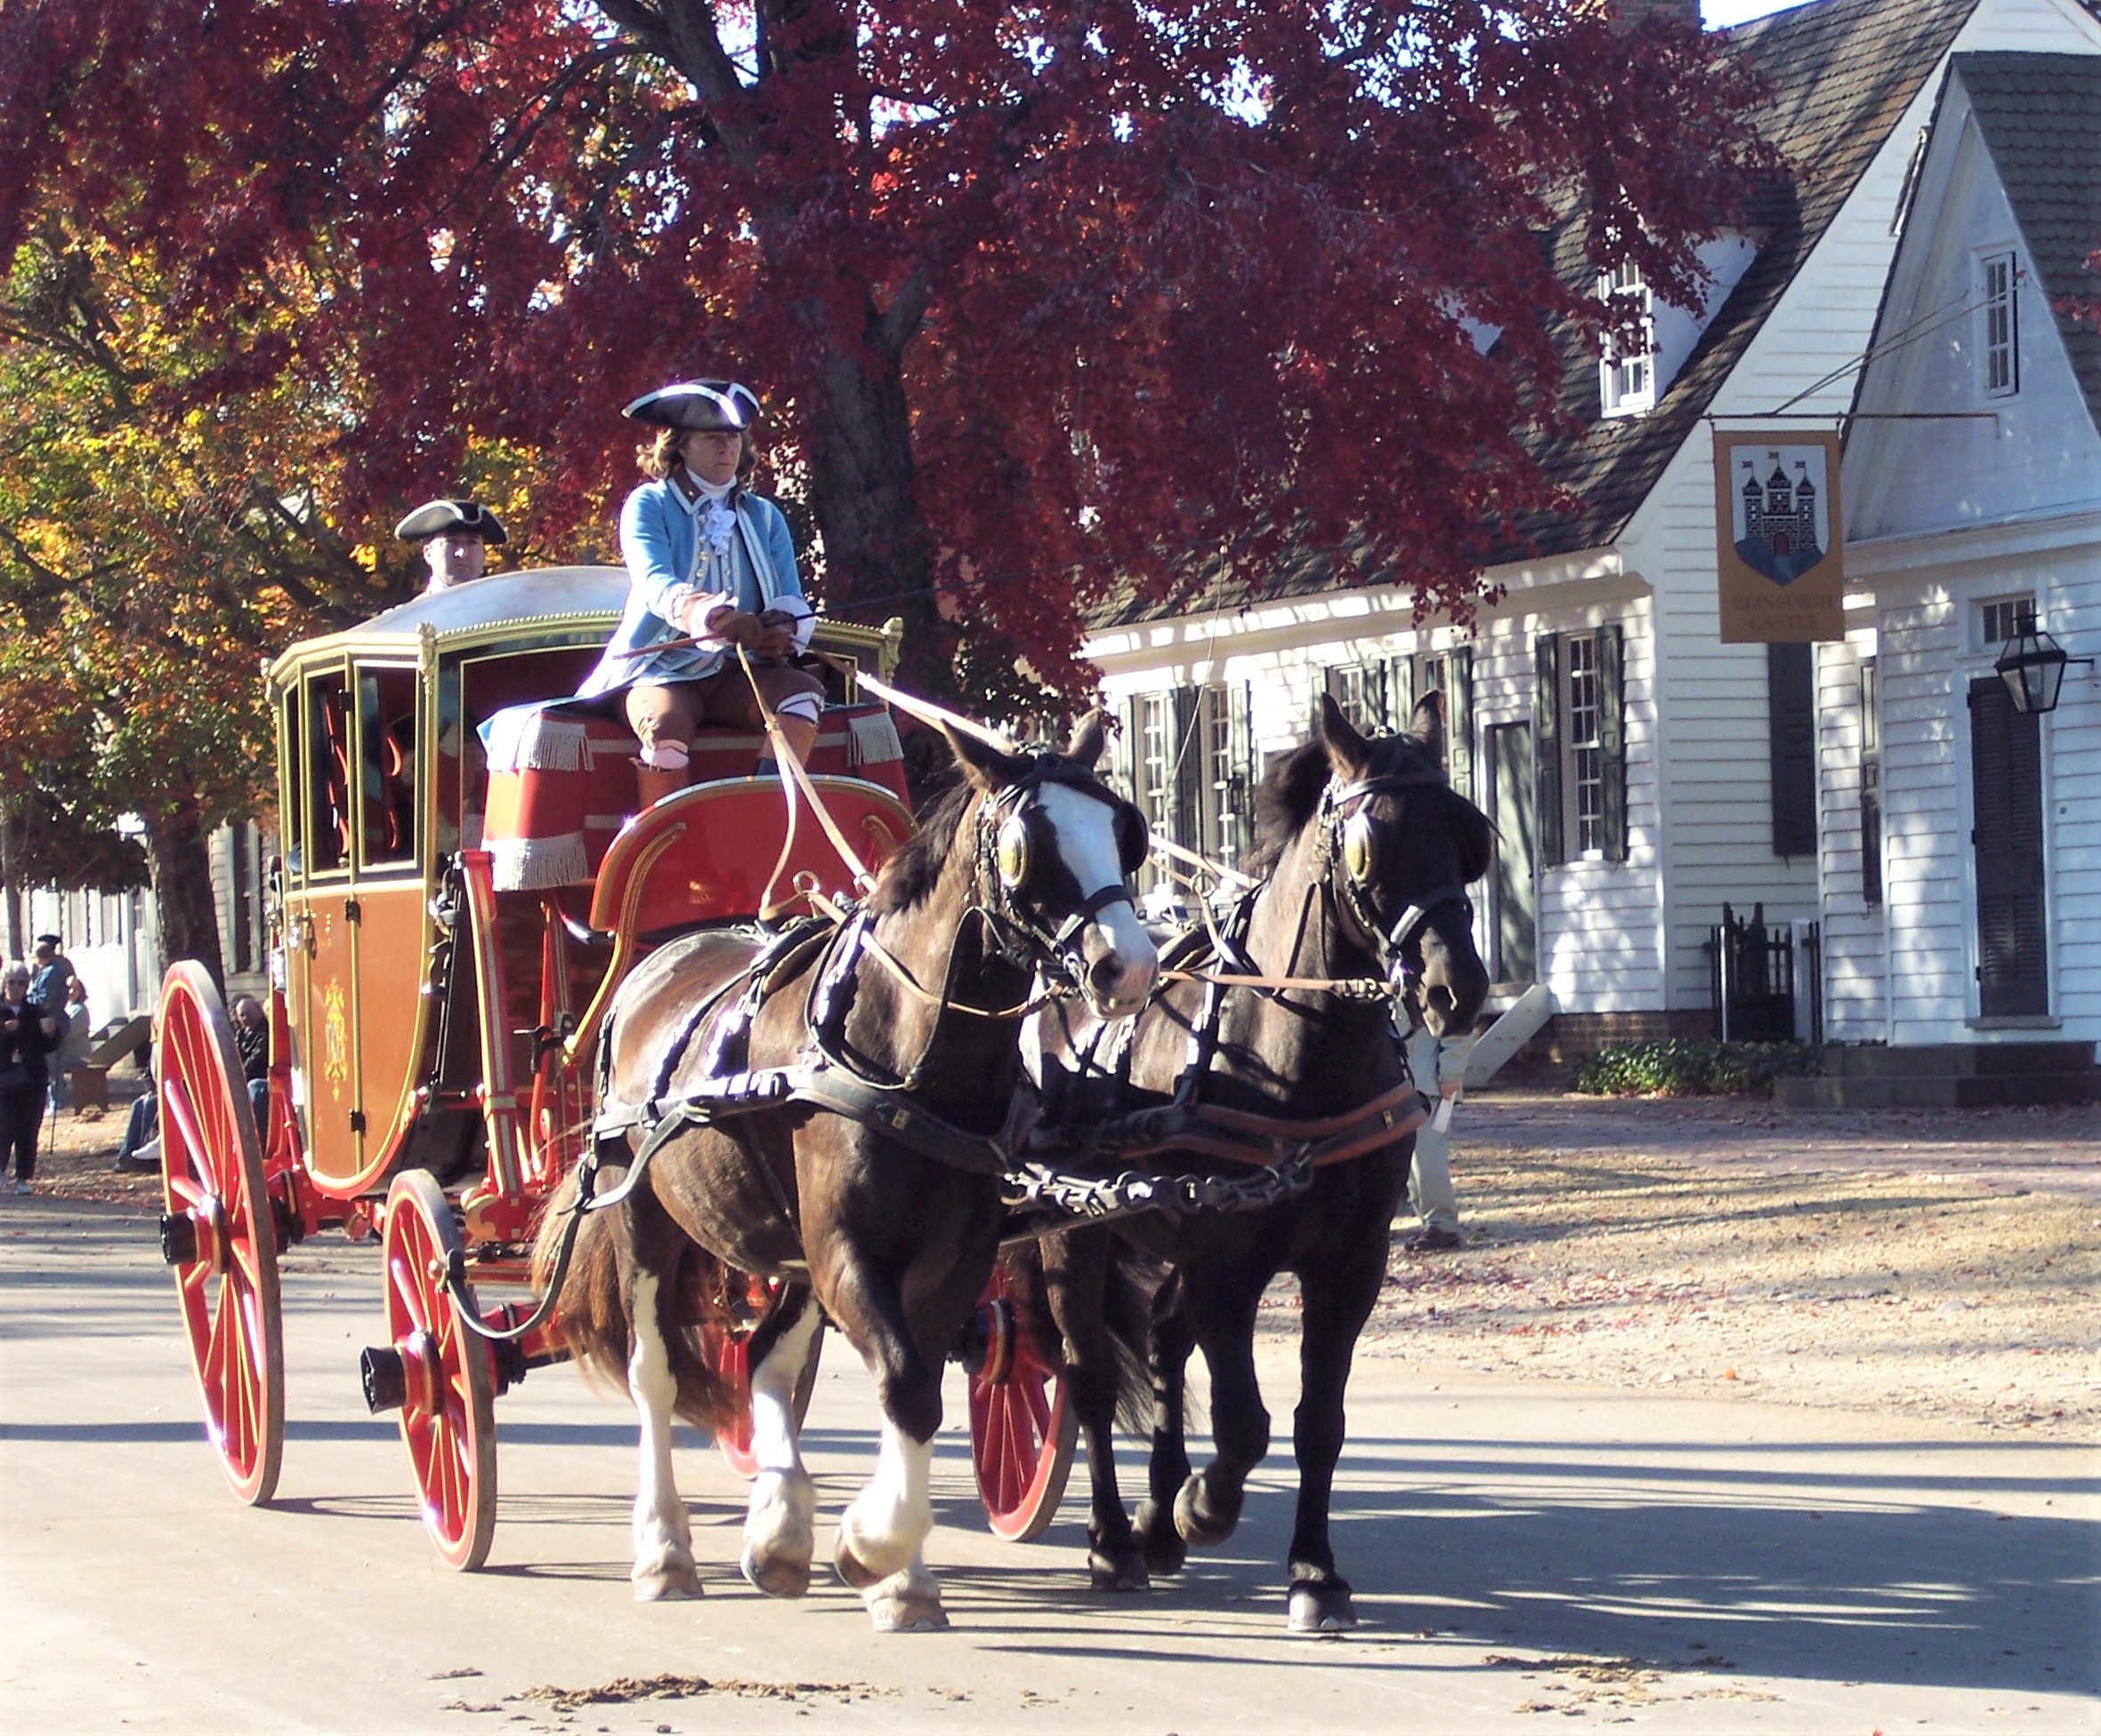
48;978;91;1113
114;1039;159;1174
231;996;271;1136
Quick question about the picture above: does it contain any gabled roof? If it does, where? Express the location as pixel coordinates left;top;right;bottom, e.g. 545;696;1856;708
1952;52;2101;431
1095;0;1979;629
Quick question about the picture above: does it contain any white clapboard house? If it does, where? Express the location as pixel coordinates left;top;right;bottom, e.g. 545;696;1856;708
1801;51;2099;1093
1086;0;2101;1065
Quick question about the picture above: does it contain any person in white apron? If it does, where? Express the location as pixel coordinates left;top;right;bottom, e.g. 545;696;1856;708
573;378;825;804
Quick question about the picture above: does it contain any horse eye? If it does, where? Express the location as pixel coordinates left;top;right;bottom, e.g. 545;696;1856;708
996;812;1033;890
1342;814;1378;884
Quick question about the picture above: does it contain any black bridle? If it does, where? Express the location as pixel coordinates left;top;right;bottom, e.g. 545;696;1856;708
970;755;1147;989
1313;768;1475;991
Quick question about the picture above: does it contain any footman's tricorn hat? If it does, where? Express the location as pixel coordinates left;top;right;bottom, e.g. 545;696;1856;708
622;379;762;433
394;498;508;545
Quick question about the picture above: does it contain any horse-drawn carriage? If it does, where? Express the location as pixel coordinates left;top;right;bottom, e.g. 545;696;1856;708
154;563;1493;1634
151;569;1079;1572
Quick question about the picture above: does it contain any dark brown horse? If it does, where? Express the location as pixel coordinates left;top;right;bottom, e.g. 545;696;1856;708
1029;693;1491;1632
534;715;1156;1631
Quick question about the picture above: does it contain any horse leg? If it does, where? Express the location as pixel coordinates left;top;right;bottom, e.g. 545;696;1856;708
626;1267;704;1600
1041;1231;1145;1592
739;1287;822;1599
1169;1264;1272;1553
1134;1272;1193;1575
1282;1239;1388;1635
823;1259;948;1633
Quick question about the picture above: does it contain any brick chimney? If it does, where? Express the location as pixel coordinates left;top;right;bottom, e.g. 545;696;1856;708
1604;0;1704;28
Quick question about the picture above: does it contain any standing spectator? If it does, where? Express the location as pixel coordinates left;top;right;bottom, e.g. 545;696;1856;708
30;935;73;1009
1401;1022;1475;1253
231;996;271;1136
48;977;92;1113
1;963;62;1194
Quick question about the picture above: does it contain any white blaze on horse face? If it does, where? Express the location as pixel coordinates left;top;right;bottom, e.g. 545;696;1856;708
1035;781;1158;1017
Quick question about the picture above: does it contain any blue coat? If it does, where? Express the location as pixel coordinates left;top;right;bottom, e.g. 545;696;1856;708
575;478;810;699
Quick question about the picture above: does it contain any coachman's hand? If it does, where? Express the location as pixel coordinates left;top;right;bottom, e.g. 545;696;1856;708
753;624;796;660
700;606;765;650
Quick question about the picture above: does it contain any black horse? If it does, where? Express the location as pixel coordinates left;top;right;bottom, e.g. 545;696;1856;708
1028;692;1492;1632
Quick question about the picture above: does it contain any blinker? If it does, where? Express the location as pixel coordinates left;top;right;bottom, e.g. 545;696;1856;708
996;811;1033;890
1342;812;1379;884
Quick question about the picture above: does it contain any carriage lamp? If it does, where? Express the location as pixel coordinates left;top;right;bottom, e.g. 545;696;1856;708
1994;611;2093;716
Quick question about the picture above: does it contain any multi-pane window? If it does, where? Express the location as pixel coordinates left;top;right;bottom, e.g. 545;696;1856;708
1979;595;2034;646
1138;693;1172;842
1598;261;1655;416
1204;688;1248;871
1324;660;1385;734
1564;633;1605;855
1981;252;2018;398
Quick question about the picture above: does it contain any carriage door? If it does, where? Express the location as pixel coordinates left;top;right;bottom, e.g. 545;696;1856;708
1487;723;1539;985
1968;677;2048;1017
287;665;364;1185
349;662;428;1171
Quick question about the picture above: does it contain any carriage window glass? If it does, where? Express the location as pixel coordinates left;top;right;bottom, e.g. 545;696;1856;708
303;671;351;875
356;665;420;869
1563;634;1604;857
280;690;306;878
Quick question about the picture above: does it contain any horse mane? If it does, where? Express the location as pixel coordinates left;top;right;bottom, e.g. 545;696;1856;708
868;778;976;916
1248;729;1492;882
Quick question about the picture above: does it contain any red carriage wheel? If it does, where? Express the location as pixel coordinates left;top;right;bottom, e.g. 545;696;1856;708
157;963;285;1505
967;1264;1077;1541
379;1171;497;1570
704;1272;821;1478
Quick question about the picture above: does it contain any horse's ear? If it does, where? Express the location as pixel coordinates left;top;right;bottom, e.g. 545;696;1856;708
1063;709;1108;768
1408;688;1445;758
940;721;1019;789
1316;691;1371;780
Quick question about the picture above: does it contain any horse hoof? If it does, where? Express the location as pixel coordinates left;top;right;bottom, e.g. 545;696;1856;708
633;1561;704;1602
833;1535;882;1591
740;1545;812;1600
1173;1474;1238;1549
1288;1579;1357;1635
1134;1501;1187;1575
868;1590;950;1634
1087;1546;1151;1593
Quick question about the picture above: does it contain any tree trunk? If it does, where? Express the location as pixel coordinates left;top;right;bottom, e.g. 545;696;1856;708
143;798;222;993
802;327;959;702
0;798;22;965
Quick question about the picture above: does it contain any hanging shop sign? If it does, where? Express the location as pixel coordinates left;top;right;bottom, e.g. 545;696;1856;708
1712;429;1845;642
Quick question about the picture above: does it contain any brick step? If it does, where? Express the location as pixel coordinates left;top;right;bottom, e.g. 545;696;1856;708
1772;1070;2097;1110
1814;1040;2096;1079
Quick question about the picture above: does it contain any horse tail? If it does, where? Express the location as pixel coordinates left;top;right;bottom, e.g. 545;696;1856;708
531;1172;630;1394
528;1172;738;1436
1004;1231;1161;1436
1100;1238;1165;1434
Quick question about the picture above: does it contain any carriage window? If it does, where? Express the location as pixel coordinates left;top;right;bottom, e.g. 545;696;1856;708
303;672;351;876
356;665;420;870
280;690;305;878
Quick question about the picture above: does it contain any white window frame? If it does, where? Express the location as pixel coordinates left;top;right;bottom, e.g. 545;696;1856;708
1562;631;1606;858
1979;251;2019;400
1598;261;1655;418
1977;593;2035;650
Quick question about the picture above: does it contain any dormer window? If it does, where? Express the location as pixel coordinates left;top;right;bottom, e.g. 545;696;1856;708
1599;260;1655;417
1981;252;2018;398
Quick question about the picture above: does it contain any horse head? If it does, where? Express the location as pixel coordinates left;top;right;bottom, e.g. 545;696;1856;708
935;712;1159;1019
1306;690;1492;1038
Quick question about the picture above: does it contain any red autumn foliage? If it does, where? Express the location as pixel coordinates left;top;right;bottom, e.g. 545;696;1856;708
3;0;1772;706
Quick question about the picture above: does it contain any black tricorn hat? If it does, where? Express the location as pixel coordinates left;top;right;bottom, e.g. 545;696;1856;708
34;934;60;949
394;498;508;545
622;379;762;433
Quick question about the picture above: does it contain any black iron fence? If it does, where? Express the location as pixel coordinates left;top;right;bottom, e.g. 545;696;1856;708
1707;903;1821;1045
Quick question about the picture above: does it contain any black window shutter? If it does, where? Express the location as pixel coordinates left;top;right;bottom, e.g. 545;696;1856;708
1535;634;1564;868
1768;643;1816;857
1447;646;1475;804
1860;658;1882;907
1172;685;1203;848
1596;625;1628;862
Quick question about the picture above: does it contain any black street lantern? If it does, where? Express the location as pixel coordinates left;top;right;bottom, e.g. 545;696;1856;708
1994;613;2089;715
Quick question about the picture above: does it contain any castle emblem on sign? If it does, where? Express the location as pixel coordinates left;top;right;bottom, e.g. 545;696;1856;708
1731;445;1830;585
